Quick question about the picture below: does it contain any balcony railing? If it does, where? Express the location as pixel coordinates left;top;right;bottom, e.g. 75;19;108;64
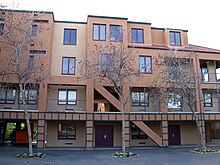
46;99;86;112
201;72;220;83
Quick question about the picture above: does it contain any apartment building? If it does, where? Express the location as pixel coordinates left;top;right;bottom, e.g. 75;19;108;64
0;10;220;149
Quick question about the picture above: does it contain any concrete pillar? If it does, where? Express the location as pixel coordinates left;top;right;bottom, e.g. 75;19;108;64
124;118;130;147
86;120;94;149
86;81;94;112
161;121;168;147
37;119;46;148
38;83;48;112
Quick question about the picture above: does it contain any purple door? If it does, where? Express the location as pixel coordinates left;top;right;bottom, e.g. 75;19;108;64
95;125;113;147
168;125;181;145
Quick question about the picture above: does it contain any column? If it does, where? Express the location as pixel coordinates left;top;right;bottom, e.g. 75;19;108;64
161;121;168;147
36;119;46;148
86;120;94;149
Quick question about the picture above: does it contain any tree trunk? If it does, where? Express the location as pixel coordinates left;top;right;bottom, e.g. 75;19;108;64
121;97;126;153
19;83;33;155
192;111;206;150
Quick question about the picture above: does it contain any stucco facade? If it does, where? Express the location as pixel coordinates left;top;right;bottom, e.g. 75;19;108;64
0;9;220;149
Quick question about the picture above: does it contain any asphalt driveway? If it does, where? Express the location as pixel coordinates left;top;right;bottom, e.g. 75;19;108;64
0;146;220;165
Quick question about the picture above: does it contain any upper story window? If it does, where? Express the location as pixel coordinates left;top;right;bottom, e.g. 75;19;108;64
168;93;181;109
29;50;47;55
31;25;37;36
93;24;106;41
139;56;152;73
132;28;144;43
0;22;4;35
110;25;122;42
62;57;76;75
0;88;16;104
170;32;181;46
20;89;38;105
203;91;212;107
168;65;180;80
101;54;115;73
63;29;77;45
131;90;149;106
58;89;77;105
58;123;76;140
28;56;34;69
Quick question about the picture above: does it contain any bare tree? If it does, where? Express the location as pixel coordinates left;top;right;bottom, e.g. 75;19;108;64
152;49;208;149
81;42;140;153
0;9;48;155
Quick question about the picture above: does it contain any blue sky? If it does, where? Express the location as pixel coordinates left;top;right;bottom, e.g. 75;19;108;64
2;0;220;49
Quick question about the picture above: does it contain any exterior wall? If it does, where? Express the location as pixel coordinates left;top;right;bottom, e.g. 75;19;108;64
151;28;165;46
169;122;197;145
180;122;197;145
94;122;121;147
47;85;86;112
130;122;161;147
50;22;87;76
128;23;152;46
46;121;86;147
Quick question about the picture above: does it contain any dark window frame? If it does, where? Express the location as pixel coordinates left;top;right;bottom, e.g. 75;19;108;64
58;89;77;105
31;25;37;36
58;123;76;140
170;31;181;46
131;91;149;107
131;123;148;139
0;22;4;35
139;56;152;74
19;89;38;105
93;24;106;41
28;55;34;69
132;28;144;43
110;25;123;42
167;92;182;109
62;57;76;75
203;91;213;107
0;88;16;104
63;29;77;45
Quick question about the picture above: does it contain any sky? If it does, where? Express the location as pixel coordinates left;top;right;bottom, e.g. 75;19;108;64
1;0;220;50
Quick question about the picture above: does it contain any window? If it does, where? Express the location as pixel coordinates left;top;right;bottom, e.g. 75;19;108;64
30;50;47;54
62;57;76;75
58;89;77;105
58;123;76;140
0;88;16;104
0;22;4;35
200;61;209;82
168;93;181;109
131;123;148;139
110;25;122;41
28;56;34;69
20;89;37;105
131;90;149;106
33;20;49;24
168;65;180;80
93;24;106;40
132;28;144;43
139;56;152;73
101;54;115;73
31;25;37;36
170;32;181;46
203;91;212;107
63;29;77;45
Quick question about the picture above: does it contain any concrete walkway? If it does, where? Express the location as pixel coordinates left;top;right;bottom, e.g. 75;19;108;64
0;146;220;165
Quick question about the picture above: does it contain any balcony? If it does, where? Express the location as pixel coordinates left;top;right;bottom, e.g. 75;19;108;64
201;72;220;83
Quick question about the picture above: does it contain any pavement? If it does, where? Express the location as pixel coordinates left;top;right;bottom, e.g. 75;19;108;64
0;146;220;165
